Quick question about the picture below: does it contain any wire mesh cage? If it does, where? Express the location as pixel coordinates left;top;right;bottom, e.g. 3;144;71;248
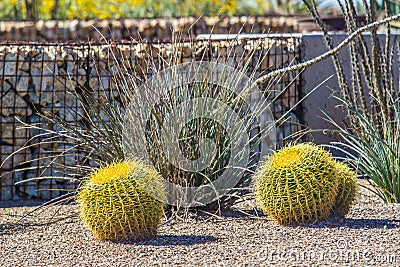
0;36;304;201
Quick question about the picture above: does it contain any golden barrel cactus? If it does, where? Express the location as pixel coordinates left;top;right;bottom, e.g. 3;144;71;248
254;143;339;225
77;160;166;241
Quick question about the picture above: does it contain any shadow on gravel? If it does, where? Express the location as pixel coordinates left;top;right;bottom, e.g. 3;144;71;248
0;200;47;208
219;209;262;219
305;218;400;229
122;235;218;246
0;223;32;236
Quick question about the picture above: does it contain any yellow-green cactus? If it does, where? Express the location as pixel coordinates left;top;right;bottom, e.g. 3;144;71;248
77;159;166;241
332;161;358;217
254;143;339;225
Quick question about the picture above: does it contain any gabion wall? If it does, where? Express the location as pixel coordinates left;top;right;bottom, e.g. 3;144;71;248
0;36;303;201
0;16;299;42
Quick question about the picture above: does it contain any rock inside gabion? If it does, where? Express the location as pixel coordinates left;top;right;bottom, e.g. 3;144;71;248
332;161;359;217
254;143;339;225
77;159;166;241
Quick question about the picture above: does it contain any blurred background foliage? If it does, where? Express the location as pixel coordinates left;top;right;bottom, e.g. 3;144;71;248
0;0;352;20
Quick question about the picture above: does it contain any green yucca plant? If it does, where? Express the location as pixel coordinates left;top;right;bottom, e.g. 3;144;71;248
253;143;339;225
325;94;400;203
77;159;166;241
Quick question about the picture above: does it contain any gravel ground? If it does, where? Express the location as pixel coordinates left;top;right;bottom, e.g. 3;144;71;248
1;180;399;267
